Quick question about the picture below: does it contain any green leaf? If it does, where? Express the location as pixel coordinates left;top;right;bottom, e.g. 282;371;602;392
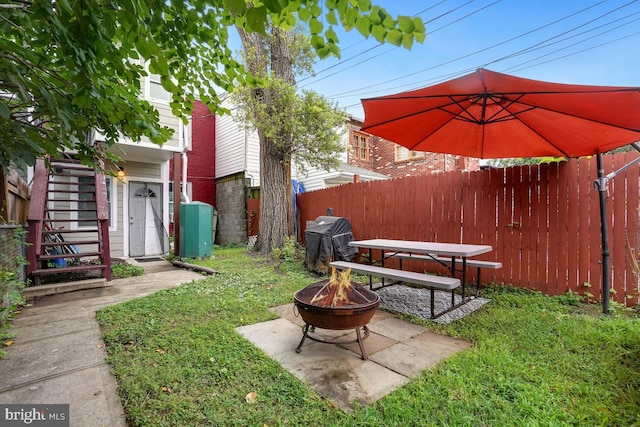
402;33;414;50
328;42;341;58
398;15;415;33
317;46;331;59
358;0;372;12
282;12;296;29
245;6;268;35
325;27;339;44
371;25;386;43
309;17;323;34
0;101;10;119
310;4;322;17
224;0;246;16
310;34;325;51
413;17;426;34
415;30;426;44
298;7;310;21
382;13;396;29
385;28;403;46
262;0;282;14
342;8;358;30
355;16;371;38
369;6;382;25
325;9;338;26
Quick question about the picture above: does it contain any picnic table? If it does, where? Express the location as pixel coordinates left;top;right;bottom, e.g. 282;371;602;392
330;239;500;319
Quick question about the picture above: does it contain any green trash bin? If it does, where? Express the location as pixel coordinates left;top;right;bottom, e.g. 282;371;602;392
179;202;213;258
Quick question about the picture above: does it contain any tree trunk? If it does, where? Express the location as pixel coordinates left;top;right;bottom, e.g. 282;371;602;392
237;26;295;254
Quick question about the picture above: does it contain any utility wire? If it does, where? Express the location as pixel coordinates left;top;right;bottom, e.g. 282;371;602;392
325;1;608;99
297;0;484;85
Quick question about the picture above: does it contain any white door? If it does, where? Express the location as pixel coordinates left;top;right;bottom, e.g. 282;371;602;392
129;182;165;257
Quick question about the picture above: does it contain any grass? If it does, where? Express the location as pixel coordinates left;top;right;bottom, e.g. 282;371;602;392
96;247;640;426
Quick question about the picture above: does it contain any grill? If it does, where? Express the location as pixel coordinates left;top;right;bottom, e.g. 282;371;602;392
305;216;358;274
293;269;379;360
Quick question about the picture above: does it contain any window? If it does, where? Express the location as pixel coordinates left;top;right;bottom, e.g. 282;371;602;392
105;176;114;229
149;73;171;102
78;176;97;227
353;132;369;161
395;145;425;162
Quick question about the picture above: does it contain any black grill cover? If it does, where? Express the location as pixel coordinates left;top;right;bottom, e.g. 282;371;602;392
305;216;359;274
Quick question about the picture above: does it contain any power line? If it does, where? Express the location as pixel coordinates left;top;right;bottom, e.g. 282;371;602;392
297;0;491;86
324;1;609;99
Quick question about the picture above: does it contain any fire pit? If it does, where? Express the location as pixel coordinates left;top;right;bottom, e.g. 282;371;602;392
293;268;379;360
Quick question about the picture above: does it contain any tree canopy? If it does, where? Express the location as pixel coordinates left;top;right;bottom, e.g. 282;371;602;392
0;0;426;171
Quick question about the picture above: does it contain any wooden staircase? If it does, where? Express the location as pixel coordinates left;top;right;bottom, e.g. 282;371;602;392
27;157;111;285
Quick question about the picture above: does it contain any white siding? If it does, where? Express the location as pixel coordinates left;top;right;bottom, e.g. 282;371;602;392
292;125;350;191
215;98;260;184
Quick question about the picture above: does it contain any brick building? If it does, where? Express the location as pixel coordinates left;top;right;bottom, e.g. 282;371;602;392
168;101;216;232
347;117;479;177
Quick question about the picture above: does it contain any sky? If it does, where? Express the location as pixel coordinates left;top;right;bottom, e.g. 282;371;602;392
289;0;640;120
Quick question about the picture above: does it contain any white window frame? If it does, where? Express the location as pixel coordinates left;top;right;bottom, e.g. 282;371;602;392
395;144;425;162
146;71;172;103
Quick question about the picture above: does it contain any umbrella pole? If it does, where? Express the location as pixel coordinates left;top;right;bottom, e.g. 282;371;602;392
595;154;611;314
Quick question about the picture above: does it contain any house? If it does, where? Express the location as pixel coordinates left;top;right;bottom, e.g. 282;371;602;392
27;69;191;283
208;98;477;246
346;117;480;178
168;101;216;234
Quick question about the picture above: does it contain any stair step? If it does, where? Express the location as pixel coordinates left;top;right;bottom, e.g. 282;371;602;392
48;180;95;186
45;208;97;212
31;264;108;276
42;240;100;246
48;189;96;194
50;157;83;164
39;252;102;260
43;229;99;234
51;164;94;172
43;218;98;223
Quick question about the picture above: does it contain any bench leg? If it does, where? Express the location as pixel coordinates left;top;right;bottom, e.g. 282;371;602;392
476;267;481;297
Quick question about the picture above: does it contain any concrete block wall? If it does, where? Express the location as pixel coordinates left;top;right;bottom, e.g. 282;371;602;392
215;173;248;245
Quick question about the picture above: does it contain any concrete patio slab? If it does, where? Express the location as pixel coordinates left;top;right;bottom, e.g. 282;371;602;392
236;303;473;410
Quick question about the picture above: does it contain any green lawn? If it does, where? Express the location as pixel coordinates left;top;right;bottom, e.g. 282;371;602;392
96;247;640;426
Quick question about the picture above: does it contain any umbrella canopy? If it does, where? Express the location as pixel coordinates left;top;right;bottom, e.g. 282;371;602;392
361;68;640;159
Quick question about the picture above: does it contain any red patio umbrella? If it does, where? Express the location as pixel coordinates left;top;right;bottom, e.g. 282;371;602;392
361;68;640;312
362;69;640;158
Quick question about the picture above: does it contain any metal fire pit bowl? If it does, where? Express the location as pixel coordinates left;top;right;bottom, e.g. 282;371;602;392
293;281;380;360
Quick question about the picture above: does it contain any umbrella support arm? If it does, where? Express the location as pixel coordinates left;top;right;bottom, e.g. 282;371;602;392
604;143;640;182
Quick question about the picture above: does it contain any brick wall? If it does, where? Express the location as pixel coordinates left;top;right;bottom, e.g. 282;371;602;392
347;120;479;177
188;101;216;205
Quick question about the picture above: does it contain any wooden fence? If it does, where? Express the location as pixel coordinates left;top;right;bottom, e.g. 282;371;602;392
298;152;640;305
0;169;29;225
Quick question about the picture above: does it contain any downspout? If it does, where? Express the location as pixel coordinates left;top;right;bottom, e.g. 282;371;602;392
243;128;253;186
182;120;190;203
182;150;190;203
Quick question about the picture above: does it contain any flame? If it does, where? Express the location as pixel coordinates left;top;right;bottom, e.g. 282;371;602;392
310;267;355;308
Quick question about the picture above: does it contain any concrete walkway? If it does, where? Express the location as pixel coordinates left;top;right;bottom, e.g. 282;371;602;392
0;260;204;427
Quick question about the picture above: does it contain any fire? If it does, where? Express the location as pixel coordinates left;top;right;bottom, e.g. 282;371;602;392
310;267;355;308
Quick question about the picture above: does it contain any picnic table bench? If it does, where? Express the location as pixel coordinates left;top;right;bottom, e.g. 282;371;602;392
329;260;461;319
386;253;502;297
